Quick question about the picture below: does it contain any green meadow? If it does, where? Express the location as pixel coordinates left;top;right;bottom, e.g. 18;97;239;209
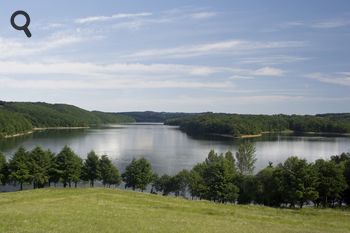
0;188;349;233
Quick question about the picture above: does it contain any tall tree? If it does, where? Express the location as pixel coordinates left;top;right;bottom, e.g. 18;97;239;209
313;159;347;207
28;147;51;189
109;165;121;188
71;156;83;188
82;151;101;187
0;152;9;185
204;151;239;203
235;141;257;175
172;169;191;197
255;163;282;207
100;155;121;187
274;157;318;208
9;147;31;190
55;146;82;188
47;150;59;187
188;163;208;199
237;175;258;204
122;158;154;191
189;151;239;203
153;174;173;196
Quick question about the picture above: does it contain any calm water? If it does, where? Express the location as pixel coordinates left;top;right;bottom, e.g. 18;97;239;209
1;123;350;175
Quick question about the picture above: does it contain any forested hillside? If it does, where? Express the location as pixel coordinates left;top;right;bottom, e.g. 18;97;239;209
0;102;134;138
165;113;350;137
92;111;135;124
0;109;32;137
119;111;196;122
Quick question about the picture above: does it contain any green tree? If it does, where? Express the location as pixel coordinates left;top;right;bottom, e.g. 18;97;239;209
9;147;31;190
28;147;51;189
122;158;154;191
255;163;282;207
82;151;101;187
71;156;83;188
235;141;257;175
189;151;239;203
237;175;258;204
274;157;319;208
100;155;121;187
154;174;173;195
0;152;9;185
188;163;208;199
55;146;82;188
109;165;121;188
47;151;60;187
172;169;191;197
313;159;348;207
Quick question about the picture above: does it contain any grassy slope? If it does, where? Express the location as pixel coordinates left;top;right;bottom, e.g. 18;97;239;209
0;189;349;233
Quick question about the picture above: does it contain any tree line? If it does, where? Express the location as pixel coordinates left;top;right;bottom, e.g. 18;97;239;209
0;146;120;190
1;144;350;208
165;113;350;137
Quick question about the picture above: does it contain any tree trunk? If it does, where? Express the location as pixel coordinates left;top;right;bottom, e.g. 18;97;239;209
20;182;23;191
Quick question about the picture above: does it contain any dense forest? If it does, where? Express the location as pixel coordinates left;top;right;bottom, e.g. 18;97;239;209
165;113;350;137
1;145;349;208
119;111;196;122
0;101;134;138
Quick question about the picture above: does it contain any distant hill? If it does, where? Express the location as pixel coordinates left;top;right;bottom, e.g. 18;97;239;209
0;102;134;138
118;111;197;122
317;113;350;121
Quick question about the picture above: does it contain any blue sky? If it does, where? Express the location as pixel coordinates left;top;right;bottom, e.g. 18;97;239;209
0;0;349;114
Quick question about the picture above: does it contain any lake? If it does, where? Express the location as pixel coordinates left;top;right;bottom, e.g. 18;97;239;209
1;123;350;175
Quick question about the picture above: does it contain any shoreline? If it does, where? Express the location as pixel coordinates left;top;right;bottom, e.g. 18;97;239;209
3;127;90;139
4;131;34;139
207;130;350;139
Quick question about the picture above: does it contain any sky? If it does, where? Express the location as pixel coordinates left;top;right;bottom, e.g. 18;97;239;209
0;0;349;114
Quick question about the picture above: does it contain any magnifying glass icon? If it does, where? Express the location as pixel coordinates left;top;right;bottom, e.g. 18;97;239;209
11;11;32;38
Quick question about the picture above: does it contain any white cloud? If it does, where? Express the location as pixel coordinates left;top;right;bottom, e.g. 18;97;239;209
239;55;309;65
0;62;219;77
122;40;305;59
0;76;233;90
191;12;218;19
308;73;350;87
0;61;284;78
311;19;350;29
252;67;285;76
0;33;88;59
281;19;350;29
75;12;153;24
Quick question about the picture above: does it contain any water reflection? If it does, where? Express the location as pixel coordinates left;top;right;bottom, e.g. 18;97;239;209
0;124;349;175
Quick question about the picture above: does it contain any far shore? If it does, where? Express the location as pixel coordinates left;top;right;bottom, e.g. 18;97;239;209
207;130;350;139
3;127;90;139
33;127;90;131
208;133;264;139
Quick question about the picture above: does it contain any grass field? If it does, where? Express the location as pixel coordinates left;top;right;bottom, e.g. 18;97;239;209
0;188;349;233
